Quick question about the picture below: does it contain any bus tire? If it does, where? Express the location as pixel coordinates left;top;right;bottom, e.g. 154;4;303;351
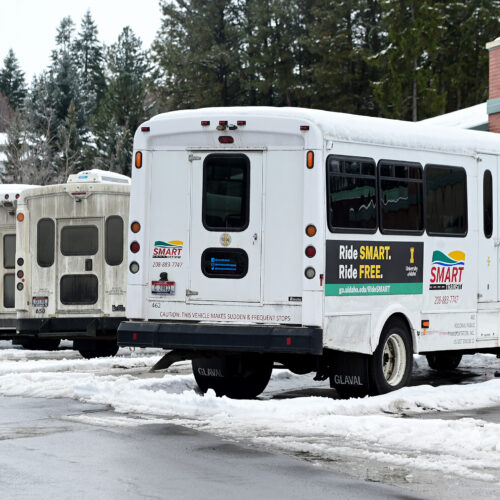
426;352;462;371
20;338;61;351
78;341;119;359
192;354;273;399
369;317;412;395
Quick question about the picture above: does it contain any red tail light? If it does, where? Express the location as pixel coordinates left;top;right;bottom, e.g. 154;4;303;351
305;246;316;258
130;241;140;253
219;136;234;144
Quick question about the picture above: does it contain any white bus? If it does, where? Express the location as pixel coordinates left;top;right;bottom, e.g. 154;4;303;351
0;185;36;337
118;107;500;398
14;170;130;357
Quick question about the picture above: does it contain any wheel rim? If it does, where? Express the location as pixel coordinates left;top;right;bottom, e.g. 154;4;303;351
382;333;407;386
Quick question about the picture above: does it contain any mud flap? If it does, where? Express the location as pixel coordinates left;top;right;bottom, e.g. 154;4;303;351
329;351;370;397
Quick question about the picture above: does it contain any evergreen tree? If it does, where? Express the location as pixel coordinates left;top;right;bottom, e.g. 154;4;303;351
153;0;244;109
0;49;26;110
0;91;14;132
242;0;301;106
371;0;445;121
73;10;106;117
93;27;152;175
55;101;82;182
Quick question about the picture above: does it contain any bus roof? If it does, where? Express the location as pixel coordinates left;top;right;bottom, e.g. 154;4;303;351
145;107;500;157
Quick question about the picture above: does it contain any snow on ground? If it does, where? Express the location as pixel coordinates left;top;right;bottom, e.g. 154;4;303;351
1;340;500;483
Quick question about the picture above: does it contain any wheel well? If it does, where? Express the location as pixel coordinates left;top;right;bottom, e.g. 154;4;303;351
380;313;414;352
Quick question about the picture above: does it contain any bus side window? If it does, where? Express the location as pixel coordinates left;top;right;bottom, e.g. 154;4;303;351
483;170;493;239
37;218;55;267
378;160;424;233
425;165;467;236
105;216;124;266
326;155;377;233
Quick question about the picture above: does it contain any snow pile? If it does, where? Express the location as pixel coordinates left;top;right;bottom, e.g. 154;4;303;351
1;342;500;482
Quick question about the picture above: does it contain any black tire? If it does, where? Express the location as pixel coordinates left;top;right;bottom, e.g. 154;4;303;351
20;338;61;351
78;341;119;359
369;317;413;395
192;354;273;399
426;352;462;371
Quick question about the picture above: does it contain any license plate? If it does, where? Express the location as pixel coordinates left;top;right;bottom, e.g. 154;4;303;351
151;281;175;295
32;296;49;307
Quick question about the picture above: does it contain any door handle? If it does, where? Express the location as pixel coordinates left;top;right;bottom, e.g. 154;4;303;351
85;259;93;271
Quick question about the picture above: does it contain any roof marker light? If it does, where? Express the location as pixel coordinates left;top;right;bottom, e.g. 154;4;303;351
300;125;310;131
141;126;150;132
201;121;210;126
219;120;228;126
237;120;246;126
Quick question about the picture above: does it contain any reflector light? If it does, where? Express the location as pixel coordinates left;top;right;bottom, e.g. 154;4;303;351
135;151;143;168
219;136;234;144
300;125;310;131
132;333;138;341
286;337;291;346
131;221;141;233
201;120;210;126
306;151;314;168
130;241;140;253
17;282;23;291
141;126;150;132
305;225;317;237
305;246;316;258
17;258;24;266
17;213;24;222
422;320;430;328
129;261;140;274
17;270;24;279
304;267;316;279
219;120;228;126
237;120;246;126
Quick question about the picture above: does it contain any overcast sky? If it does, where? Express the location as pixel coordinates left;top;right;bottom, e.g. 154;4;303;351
0;0;163;82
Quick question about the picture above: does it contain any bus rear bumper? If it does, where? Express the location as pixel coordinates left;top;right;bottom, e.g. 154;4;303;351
118;321;323;355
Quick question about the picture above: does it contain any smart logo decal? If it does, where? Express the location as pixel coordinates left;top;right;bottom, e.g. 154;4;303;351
153;240;183;258
429;250;465;290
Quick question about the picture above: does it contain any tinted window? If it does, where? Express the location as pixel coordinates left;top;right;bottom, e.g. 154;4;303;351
60;274;98;305
105;216;123;266
3;274;14;308
203;155;249;231
37;219;55;267
61;226;98;256
426;165;467;235
3;234;15;269
201;248;248;279
379;161;424;233
326;155;377;232
484;170;493;239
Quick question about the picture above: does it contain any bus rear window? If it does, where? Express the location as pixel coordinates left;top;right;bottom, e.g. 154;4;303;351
203;154;250;232
60;274;98;305
61;226;98;256
327;155;377;232
37;219;55;267
426;165;467;236
105;216;124;266
3;234;15;269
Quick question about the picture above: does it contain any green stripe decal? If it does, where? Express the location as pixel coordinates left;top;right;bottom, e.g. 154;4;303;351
325;283;423;296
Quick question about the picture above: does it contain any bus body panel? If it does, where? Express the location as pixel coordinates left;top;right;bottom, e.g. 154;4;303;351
120;107;500;362
16;182;129;337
